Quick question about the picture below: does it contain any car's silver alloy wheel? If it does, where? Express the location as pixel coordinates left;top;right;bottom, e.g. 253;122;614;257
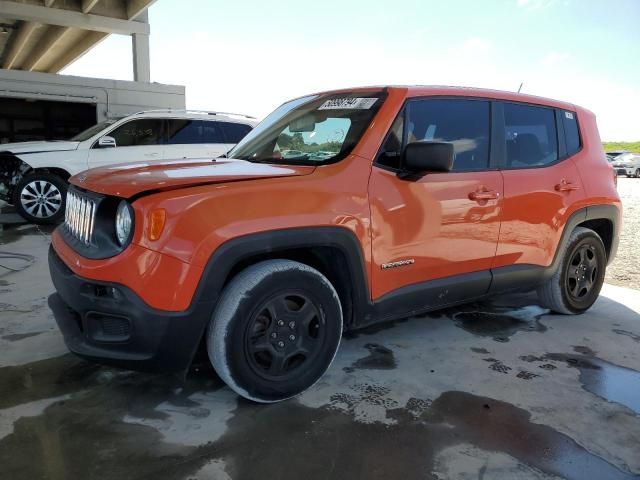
20;180;63;219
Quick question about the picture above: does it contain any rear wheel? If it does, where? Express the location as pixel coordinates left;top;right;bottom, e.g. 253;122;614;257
13;173;67;224
537;227;606;314
207;259;343;403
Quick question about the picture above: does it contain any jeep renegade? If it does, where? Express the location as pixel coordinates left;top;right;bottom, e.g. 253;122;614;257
48;86;621;403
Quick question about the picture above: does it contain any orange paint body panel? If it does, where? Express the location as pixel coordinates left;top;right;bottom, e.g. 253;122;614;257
51;229;203;311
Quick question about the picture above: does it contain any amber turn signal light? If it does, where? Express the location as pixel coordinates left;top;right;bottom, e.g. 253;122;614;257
148;209;166;241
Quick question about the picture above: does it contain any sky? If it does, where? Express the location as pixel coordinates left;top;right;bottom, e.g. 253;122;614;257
62;0;640;141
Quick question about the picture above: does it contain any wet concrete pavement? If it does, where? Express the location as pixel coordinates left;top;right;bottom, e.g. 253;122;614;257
1;224;640;479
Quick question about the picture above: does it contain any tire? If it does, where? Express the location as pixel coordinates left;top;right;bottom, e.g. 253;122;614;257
13;173;67;224
537;227;606;315
207;259;343;403
635;169;640;178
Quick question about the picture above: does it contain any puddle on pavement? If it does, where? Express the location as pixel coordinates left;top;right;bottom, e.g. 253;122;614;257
613;329;640;343
1;353;638;480
0;224;54;246
440;303;548;342
343;343;397;373
1;332;43;342
544;351;640;415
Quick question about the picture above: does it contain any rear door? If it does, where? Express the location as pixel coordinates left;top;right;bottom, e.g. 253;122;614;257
88;118;164;168
492;102;585;273
164;119;228;160
369;97;503;302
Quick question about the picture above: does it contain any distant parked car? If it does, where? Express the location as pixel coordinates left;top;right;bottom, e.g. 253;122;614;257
611;152;640;177
0;110;257;223
606;150;629;161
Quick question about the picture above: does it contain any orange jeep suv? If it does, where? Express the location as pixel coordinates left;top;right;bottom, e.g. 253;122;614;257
48;86;621;402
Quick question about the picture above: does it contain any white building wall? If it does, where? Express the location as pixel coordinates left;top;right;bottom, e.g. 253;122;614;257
0;68;185;120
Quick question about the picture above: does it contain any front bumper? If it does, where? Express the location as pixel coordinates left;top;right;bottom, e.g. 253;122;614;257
48;245;215;373
615;167;633;176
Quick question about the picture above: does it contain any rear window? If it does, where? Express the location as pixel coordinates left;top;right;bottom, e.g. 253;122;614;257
220;122;252;143
562;110;581;156
504;103;558;168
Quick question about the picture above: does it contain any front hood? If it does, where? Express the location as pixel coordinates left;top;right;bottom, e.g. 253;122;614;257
0;140;80;154
70;158;316;198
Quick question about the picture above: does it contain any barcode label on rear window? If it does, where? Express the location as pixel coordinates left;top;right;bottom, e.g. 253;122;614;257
318;98;378;110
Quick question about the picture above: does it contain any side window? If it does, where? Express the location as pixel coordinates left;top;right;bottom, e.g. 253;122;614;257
108;119;163;147
377;113;404;169
406;99;490;171
504;103;558;167
220;122;253;143
166;120;225;144
562;110;581;156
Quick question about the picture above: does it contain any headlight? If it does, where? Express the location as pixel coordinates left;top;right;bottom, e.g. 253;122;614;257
115;200;133;246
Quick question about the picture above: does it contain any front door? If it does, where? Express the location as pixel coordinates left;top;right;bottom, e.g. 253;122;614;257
369;98;503;303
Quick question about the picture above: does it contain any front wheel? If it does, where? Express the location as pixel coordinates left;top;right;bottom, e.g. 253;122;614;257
635;168;640;178
13;173;67;224
207;259;343;403
537;227;606;314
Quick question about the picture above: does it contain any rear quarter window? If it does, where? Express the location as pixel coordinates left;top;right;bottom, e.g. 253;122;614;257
562;110;581;156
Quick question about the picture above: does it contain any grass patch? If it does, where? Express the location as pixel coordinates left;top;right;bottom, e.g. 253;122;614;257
603;142;640;154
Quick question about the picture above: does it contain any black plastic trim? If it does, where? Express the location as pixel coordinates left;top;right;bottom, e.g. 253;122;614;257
49;206;620;374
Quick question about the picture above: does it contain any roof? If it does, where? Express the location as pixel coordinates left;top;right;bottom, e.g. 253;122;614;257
130;110;258;125
317;85;579;111
0;0;155;73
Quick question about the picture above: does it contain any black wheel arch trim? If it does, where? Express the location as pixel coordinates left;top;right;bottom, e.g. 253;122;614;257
195;206;619;337
489;204;620;294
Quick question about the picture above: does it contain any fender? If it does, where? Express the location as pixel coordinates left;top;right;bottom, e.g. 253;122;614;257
489;204;620;294
191;224;372;325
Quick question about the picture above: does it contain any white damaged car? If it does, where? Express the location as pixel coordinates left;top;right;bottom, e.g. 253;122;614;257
0;110;256;223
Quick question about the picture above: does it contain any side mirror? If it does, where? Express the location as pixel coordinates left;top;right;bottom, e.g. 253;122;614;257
401;141;454;177
97;136;116;148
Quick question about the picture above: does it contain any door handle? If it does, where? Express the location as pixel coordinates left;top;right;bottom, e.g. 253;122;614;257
469;189;500;201
555;180;579;192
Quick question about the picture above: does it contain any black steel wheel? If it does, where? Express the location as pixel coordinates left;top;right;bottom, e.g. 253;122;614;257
565;243;599;301
245;292;325;381
208;259;343;403
537;227;606;314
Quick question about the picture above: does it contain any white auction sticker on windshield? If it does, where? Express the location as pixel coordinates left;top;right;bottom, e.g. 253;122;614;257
318;98;378;110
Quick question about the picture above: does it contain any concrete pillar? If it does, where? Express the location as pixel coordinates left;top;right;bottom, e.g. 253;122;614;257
132;11;150;82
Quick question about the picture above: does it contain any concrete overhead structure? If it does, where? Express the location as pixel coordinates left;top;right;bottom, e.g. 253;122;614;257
0;0;185;143
0;0;154;81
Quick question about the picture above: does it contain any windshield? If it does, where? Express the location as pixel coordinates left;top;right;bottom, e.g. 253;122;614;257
228;91;387;165
71;120;117;142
